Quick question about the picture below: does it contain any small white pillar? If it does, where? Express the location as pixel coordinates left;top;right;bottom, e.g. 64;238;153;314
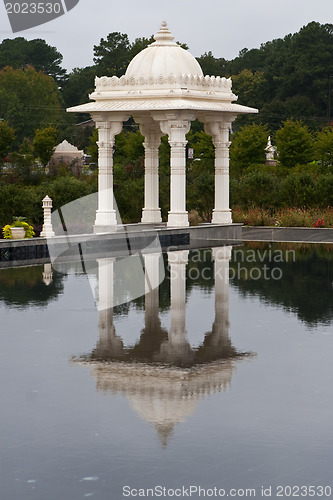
40;195;55;237
204;119;233;224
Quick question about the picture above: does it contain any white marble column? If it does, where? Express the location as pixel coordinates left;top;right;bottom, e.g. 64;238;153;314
204;119;233;224
159;115;194;227
139;121;163;223
93;119;123;233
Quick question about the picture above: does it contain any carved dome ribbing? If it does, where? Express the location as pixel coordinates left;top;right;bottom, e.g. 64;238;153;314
125;21;203;82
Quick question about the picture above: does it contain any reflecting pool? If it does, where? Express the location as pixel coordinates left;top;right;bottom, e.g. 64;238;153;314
1;243;332;500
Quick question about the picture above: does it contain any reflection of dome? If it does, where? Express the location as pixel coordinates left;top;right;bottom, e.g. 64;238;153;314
128;392;198;447
73;360;238;446
125;21;203;82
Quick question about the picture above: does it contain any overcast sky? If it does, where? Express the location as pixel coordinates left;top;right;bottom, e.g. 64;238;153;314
0;0;332;72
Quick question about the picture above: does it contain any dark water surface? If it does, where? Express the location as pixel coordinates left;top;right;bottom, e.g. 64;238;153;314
1;243;332;500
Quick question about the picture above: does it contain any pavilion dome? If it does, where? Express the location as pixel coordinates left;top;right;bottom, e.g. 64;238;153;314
125;21;203;80
70;22;259;116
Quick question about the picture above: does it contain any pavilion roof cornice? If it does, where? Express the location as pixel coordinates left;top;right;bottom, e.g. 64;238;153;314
67;99;258;115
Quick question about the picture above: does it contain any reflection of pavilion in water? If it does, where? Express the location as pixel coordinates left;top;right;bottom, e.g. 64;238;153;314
73;247;254;446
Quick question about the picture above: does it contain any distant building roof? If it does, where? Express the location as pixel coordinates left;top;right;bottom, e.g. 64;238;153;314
54;140;84;155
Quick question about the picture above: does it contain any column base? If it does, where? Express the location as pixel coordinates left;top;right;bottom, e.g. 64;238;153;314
167;212;189;227
141;208;162;224
94;210;117;233
211;209;232;224
40;225;55;237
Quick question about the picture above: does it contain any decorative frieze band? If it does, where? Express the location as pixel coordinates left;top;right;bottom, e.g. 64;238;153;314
95;74;232;92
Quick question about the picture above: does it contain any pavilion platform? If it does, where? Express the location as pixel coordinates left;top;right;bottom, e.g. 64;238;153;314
0;222;242;268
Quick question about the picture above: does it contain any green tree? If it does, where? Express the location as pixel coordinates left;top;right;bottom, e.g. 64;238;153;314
0;120;15;161
87;128;98;164
231;69;266;109
196;51;227;76
33;126;58;166
6;151;38;184
93;32;131;76
315;127;333;168
275;119;314;168
0;38;67;85
0;66;63;144
186;130;214;220
62;66;96;107
230;123;269;174
227;22;333;130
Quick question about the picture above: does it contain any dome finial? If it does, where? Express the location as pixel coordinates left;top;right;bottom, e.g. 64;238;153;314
152;21;176;46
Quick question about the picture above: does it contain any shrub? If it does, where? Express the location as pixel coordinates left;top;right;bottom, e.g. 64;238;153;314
2;217;35;239
314;175;333;206
275;119;314;168
275;207;313;227
232;207;276;226
280;172;316;207
237;170;281;207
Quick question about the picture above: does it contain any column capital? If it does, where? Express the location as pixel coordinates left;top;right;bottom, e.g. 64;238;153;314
203;120;232;144
95;120;123;137
159;120;192;148
139;121;164;149
212;246;232;262
167;250;189;265
160;119;192;137
152;110;195;143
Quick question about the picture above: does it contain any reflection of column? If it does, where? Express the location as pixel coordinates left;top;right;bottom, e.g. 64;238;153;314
204;119;233;224
158;250;193;364
159;114;194;227
95;258;124;358
139;120;163;223
211;246;232;354
42;263;53;285
144;253;161;329
134;253;168;357
93;118;125;232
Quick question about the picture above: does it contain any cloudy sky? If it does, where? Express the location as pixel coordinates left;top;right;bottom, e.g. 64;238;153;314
0;0;332;72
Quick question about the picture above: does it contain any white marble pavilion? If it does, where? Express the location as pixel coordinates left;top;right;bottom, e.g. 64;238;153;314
67;22;258;231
